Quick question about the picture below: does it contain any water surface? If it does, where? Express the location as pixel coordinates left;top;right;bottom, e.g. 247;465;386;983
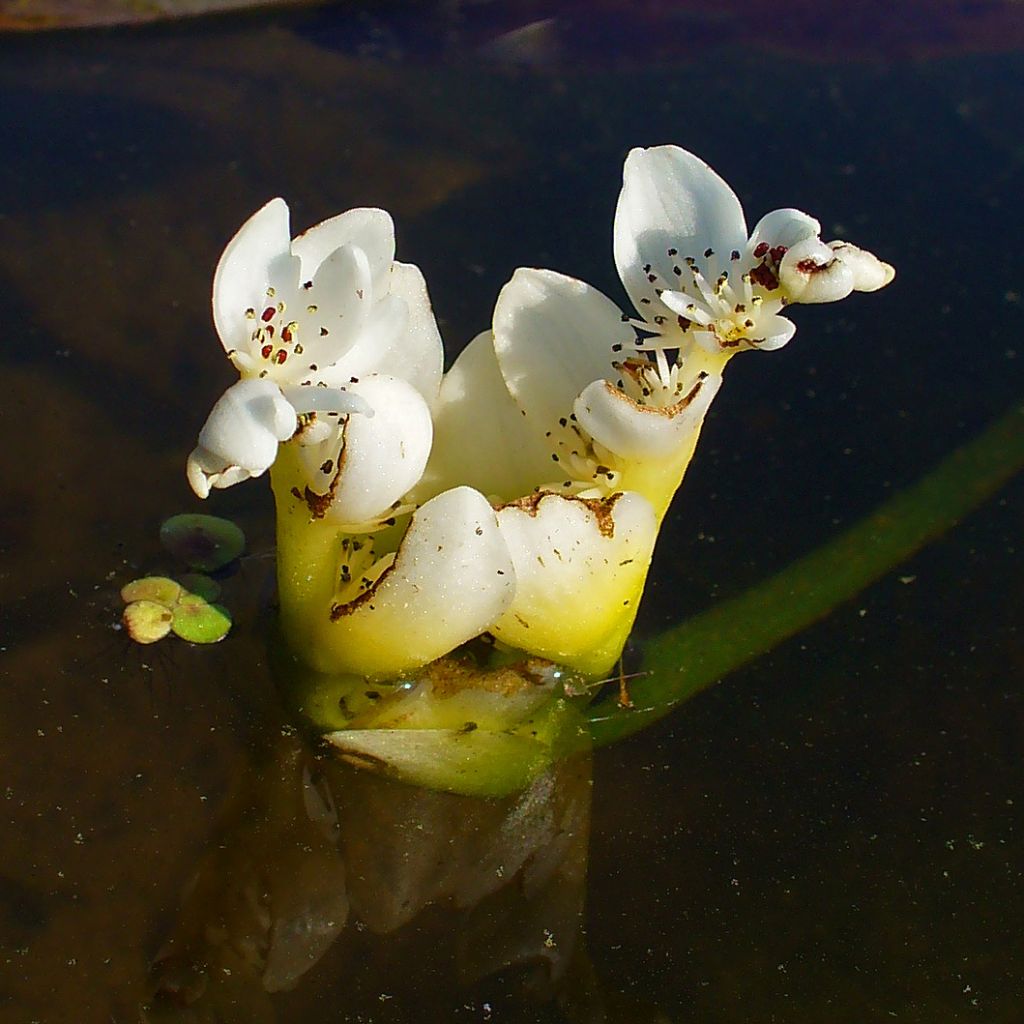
1;8;1022;1021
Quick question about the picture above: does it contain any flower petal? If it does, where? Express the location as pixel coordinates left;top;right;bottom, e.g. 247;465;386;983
778;237;855;304
315;293;411;390
294;242;375;367
321;486;515;679
829;241;896;292
573;370;722;461
291;207;395;298
308;375;433;527
491;491;658;677
187;379;296;497
493;268;628;427
418;330;555;503
747;208;821;251
751;314;797;351
283;385;372;420
213;198;292;357
309;258;446;405
383;260;444;403
614;146;747;317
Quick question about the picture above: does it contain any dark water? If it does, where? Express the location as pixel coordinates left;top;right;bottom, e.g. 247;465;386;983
1;7;1022;1022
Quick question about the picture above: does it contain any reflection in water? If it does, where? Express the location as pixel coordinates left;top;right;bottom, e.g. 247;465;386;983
142;733;611;1022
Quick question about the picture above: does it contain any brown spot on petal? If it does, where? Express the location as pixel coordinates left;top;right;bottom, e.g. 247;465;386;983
292;422;348;518
496;490;624;540
330;558;395;619
599;375;706;418
795;256;835;274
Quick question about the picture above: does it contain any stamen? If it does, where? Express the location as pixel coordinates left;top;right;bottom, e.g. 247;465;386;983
654;347;671;386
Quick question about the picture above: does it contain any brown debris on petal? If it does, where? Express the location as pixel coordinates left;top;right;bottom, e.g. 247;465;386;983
496;490;624;539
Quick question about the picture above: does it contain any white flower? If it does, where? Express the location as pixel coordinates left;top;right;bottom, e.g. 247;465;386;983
614;145;895;362
414;145;894;677
182;150;895;684
187;198;443;503
186;378;299;497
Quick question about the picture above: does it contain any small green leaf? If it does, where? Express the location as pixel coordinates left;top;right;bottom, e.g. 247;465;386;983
171;596;232;644
160;514;245;571
120;576;182;607
123;600;174;644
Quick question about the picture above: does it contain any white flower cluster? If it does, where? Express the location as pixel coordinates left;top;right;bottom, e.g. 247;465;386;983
188;146;893;680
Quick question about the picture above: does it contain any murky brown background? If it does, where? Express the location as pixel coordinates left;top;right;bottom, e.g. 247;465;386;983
1;7;1022;1021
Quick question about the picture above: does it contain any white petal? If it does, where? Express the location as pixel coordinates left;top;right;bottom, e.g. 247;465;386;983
829;241;896;292
493;268;628;426
186;449;248;499
320;375;433;526
383;261;444;404
614;146;747;316
198;378;296;453
296;243;375;366
213;198;292;357
752;314;797;351
417;330;554;503
283;385;373;420
324;487;515;679
778;237;855;304
291;208;395;298
187;379;296;497
573;371;722;460
315;293;407;387
748;208;821;251
306;264;443;404
491;491;658;676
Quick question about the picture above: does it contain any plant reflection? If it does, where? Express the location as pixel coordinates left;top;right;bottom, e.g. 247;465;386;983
141;730;613;1022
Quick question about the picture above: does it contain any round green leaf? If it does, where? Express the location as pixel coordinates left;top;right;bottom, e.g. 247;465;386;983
123;600;174;644
120;575;182;607
159;514;245;571
170;597;232;644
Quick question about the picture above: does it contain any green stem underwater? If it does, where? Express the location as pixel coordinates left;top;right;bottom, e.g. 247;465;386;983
588;402;1024;746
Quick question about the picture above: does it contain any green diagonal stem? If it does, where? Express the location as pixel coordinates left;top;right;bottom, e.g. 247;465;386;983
588;403;1024;747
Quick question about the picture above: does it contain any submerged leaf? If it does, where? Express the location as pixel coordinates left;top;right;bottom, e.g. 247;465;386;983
160;513;245;571
324;697;587;798
325;728;552;799
588;401;1024;746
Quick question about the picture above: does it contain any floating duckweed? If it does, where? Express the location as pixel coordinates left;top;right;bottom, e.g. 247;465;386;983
119;575;182;606
171;596;232;644
159;513;245;571
120;570;231;646
123;600;174;644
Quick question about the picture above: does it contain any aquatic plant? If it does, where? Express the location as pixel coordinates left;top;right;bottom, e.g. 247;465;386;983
184;145;893;791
